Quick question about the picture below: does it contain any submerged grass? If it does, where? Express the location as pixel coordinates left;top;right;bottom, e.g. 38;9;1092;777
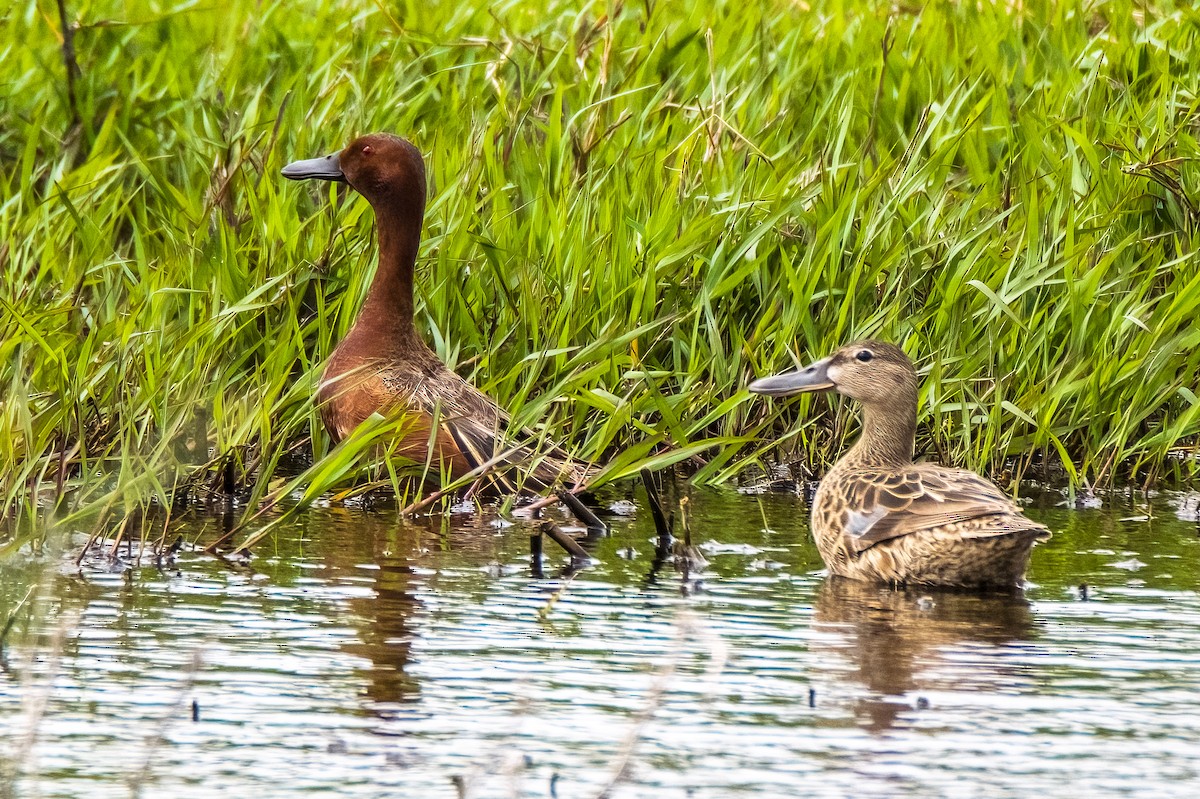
2;0;1200;543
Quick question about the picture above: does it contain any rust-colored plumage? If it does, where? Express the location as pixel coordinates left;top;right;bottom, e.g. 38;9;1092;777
749;340;1049;588
283;134;583;491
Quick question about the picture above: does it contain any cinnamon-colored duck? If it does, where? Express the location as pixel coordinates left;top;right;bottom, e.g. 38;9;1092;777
282;133;582;491
749;341;1049;589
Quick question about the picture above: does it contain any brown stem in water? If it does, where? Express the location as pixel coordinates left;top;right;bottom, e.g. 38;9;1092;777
539;521;589;562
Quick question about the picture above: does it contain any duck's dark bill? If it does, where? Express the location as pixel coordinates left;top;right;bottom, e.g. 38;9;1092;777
748;356;834;396
281;152;346;182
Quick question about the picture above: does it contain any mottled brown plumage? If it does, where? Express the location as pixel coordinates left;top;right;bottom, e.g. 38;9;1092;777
749;340;1049;588
283;134;584;491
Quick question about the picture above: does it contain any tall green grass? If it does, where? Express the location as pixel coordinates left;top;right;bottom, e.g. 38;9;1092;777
2;0;1199;542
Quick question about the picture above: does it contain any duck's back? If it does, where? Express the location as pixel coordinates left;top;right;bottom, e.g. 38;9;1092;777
811;461;1049;588
318;333;581;489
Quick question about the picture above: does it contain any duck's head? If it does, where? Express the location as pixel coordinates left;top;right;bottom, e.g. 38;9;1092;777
282;133;425;206
748;340;917;406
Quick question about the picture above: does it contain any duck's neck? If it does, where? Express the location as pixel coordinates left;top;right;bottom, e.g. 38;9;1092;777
357;197;424;340
842;395;917;469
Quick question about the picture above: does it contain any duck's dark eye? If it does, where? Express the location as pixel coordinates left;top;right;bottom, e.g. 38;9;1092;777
855;350;873;362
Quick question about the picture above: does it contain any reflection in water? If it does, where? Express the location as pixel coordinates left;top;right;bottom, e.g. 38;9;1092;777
813;578;1036;733
5;490;1200;797
308;512;429;710
343;549;422;709
307;507;562;713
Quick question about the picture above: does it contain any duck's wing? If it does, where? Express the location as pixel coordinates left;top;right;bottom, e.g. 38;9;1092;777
834;466;1050;554
439;411;584;493
320;362;585;490
415;376;587;492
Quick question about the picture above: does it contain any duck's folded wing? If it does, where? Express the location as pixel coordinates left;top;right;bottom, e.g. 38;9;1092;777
838;467;1050;554
405;371;585;492
440;413;584;493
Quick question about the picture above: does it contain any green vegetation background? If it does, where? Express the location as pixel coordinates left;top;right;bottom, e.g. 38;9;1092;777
2;0;1199;531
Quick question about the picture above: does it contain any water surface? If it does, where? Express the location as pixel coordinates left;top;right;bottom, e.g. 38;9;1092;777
2;487;1200;797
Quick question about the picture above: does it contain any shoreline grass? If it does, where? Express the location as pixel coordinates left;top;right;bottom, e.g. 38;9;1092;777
2;0;1199;543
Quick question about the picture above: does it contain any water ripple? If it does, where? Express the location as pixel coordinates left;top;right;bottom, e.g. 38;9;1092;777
2;490;1200;797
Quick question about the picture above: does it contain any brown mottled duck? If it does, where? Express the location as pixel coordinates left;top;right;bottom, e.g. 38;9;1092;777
282;133;584;493
748;341;1049;589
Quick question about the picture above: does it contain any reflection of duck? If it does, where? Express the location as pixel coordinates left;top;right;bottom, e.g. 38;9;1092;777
282;134;583;492
306;508;549;710
308;513;426;708
749;341;1050;588
343;549;422;707
813;578;1035;733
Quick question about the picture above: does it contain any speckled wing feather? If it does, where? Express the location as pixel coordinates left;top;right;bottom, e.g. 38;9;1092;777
417;367;586;490
440;413;581;493
835;466;1049;554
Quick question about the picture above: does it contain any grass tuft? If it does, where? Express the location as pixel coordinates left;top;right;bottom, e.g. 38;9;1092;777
2;0;1199;546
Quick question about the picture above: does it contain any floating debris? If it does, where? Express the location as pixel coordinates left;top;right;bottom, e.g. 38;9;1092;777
608;500;637;516
1058;492;1103;509
698;541;763;556
1170;492;1200;521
